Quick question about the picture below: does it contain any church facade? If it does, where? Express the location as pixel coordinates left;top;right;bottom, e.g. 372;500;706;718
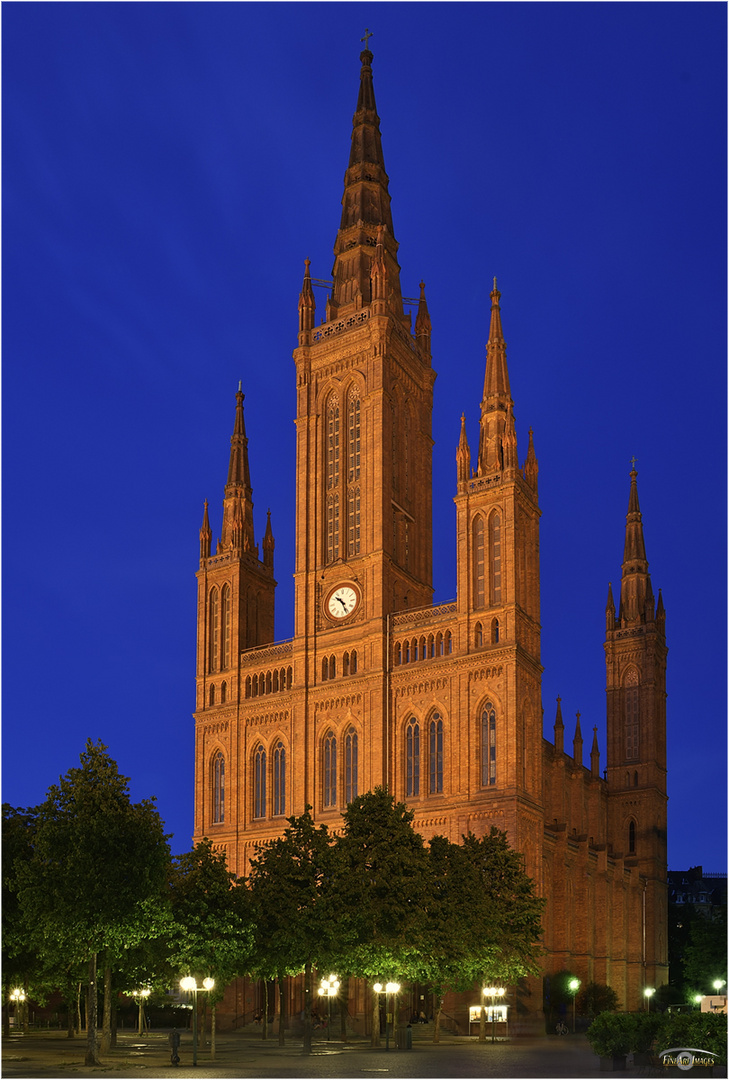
192;47;668;1025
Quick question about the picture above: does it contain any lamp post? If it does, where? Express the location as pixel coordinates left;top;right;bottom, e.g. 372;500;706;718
644;987;655;1012
568;978;580;1034
483;986;506;1043
693;994;703;1009
712;980;726;993
180;976;215;1066
317;975;340;1041
373;982;400;1051
130;988;151;1034
9;989;26;1032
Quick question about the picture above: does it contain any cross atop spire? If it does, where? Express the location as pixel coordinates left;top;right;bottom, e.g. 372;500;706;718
361;27;373;49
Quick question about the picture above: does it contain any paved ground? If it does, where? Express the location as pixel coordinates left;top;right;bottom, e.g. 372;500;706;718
1;1027;702;1080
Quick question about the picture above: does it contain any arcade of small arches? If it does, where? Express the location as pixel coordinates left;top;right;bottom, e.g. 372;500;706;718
321;650;358;680
244;667;293;699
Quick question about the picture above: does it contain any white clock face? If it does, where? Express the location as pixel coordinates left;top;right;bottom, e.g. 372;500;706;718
327;585;359;619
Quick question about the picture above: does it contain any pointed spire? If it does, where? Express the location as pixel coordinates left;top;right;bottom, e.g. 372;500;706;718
554;696;564;753
573;711;583;766
478;279;515;475
199;499;212;563
456;413;471;490
328;44;402;321
263;508;275;569
298;258;316;341
523;428;539;492
222;385;256;553
414;280;432;360
606;581;616;631
618;463;652;627
590;726;600;778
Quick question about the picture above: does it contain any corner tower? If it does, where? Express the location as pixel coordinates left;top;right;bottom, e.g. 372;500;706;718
605;466;668;988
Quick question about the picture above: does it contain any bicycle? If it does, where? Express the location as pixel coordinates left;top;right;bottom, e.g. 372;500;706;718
555;1020;569;1036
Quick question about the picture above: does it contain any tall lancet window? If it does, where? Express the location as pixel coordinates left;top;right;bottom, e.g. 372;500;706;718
624;669;640;760
429;713;444;794
208;587;219;672
254;745;266;819
323;732;337;808
347;388;361;558
273;741;286;816
473;516;485;609
212;751;225;823
482;703;497;786
344;727;358;804
406;719;420;796
221;584;231;670
489;512;502;604
325;394;340;564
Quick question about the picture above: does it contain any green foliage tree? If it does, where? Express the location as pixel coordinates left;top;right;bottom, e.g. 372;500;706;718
682;907;727;995
576;981;620;1017
15;740;170;1065
247;808;335;1052
330;788;431;1045
168;839;254;1057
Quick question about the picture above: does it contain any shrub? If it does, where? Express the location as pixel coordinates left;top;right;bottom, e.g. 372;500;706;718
586;1012;637;1058
632;1012;662;1053
655;1012;727;1064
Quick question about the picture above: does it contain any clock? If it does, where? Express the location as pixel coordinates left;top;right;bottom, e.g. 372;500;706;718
326;584;360;620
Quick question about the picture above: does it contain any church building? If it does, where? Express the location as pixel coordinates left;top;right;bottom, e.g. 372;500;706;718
193;45;668;1027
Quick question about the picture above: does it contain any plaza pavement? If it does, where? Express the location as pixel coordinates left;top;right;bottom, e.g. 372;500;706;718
1;1026;702;1080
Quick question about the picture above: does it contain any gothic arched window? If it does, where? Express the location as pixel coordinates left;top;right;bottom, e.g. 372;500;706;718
273;741;286;816
429;713;444;794
625;676;640;760
406;719;420;797
221;584;231;669
473;515;485;609
325;393;341;564
212;751;225;824
220;681;227;704
489;512;502;604
481;703;497;786
209;684;216;706
347;388;361;558
350;649;358;674
254;745;266;819
323;732;337;808
208;587;219;672
475;622;483;648
345;727;358;805
491;618;500;644
628;819;636;854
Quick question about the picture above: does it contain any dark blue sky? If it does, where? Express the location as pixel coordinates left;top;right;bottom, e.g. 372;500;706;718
3;2;726;869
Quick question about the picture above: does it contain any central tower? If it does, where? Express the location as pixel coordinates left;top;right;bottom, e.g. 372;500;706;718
293;46;435;654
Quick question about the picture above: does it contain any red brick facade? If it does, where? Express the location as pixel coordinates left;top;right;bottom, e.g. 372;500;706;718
192;47;668;1026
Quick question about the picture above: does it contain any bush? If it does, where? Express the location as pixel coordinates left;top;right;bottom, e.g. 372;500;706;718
655;1012;727;1064
586;1012;637;1058
632;1012;662;1053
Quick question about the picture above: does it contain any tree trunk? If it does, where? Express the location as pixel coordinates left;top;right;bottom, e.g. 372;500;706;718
302;962;312;1055
479;986;486;1043
111;994;118;1048
339;981;348;1041
433;993;443;1043
84;953;100;1066
77;981;83;1036
100;964;112;1052
261;980;268;1041
277;975;286;1046
2;1004;9;1039
210;1003;216;1061
370;982;380;1047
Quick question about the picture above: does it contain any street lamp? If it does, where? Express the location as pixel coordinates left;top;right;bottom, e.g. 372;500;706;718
180;976;215;1066
568;978;581;1033
644;987;655;1012
373;982;400;1051
9;989;26;1032
712;980;726;993
317;974;340;1041
483;986;506;1043
129;987;151;1034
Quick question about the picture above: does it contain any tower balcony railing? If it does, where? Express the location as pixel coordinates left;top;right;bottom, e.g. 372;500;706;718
391;600;457;630
240;638;294;667
311;309;370;342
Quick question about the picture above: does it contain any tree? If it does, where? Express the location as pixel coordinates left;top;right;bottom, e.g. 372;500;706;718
682;906;727;995
247;808;335;1052
576;981;620;1017
168;839;253;1057
330;789;432;1045
15;740;170;1065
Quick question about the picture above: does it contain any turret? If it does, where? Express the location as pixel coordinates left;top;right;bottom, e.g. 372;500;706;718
456;413;471;490
573;712;583;766
554;696;565;753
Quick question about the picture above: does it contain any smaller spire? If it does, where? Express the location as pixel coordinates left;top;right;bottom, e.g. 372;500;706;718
263;508;275;569
478;281;514;475
523;428;538;492
199;499;212;563
573;711;583;766
606;581;616;631
298;258;316;340
554;696;564;753
456;413;471;489
414;280;432;360
370;225;388;312
590;726;600;778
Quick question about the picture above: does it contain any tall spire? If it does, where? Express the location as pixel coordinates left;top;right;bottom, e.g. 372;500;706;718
222;385;255;553
618;463;653;627
456;413;471;489
298;258;315;343
478;280;516;475
327;44;403;322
